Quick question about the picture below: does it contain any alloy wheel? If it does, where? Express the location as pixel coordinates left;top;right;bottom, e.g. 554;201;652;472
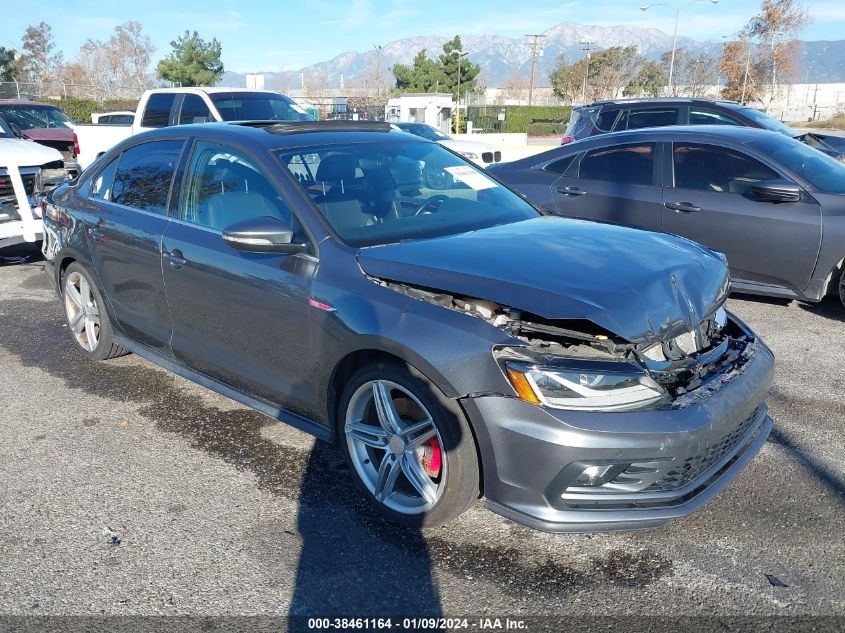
64;271;100;352
344;380;447;514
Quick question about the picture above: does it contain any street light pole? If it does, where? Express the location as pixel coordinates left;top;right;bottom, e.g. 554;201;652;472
373;44;382;99
580;41;592;105
451;49;467;133
641;0;719;96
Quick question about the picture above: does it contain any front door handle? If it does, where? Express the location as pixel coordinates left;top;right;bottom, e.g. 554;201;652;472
165;249;186;269
664;201;702;213
557;186;587;196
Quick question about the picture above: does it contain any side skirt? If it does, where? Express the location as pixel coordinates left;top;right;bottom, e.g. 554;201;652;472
112;334;334;442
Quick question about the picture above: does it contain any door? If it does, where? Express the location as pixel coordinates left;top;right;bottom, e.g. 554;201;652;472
84;139;185;350
551;142;664;231
162;140;317;413
661;142;822;292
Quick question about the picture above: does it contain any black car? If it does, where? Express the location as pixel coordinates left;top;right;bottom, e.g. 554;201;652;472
561;98;845;161
489;125;845;309
41;121;774;532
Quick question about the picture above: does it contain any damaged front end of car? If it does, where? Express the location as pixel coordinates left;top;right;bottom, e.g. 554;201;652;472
371;277;756;413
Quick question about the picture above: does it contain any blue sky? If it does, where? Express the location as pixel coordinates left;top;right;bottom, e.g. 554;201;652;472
1;0;843;73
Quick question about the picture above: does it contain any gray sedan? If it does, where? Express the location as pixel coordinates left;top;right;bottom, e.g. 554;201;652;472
490;126;845;309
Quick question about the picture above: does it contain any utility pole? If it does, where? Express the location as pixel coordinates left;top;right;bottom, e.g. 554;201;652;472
374;44;382;99
450;49;468;132
525;34;545;106
580;41;592;105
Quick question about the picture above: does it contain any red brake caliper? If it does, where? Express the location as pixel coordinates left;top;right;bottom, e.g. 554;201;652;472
420;437;442;479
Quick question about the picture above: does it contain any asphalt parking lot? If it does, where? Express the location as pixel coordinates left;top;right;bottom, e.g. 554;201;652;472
0;252;843;627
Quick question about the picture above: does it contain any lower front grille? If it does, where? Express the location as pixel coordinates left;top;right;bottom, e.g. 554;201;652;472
481;151;494;163
644;406;762;492
493;151;502;162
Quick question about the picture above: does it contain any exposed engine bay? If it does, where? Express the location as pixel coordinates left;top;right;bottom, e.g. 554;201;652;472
376;278;755;401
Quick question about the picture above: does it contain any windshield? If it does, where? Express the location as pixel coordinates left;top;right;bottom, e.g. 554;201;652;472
209;92;313;122
277;140;539;247
738;107;799;137
397;123;450;141
750;134;845;193
0;104;75;129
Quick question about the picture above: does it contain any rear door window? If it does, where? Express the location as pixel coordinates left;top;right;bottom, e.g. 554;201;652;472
140;93;176;128
617;108;680;131
595;109;620;132
543;154;578;175
689;109;743;126
178;94;212;125
111;140;184;214
672;143;780;194
577;143;657;186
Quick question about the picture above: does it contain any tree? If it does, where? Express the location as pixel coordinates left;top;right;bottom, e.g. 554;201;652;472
549;55;586;104
156;31;223;86
106;22;154;92
499;71;530;103
439;36;480;99
624;61;667;97
659;48;717;97
393;50;443;93
0;47;17;82
15;22;63;84
720;0;810;103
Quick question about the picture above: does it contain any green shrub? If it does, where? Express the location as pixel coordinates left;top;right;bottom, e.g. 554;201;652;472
34;97;139;123
526;121;568;136
466;105;572;134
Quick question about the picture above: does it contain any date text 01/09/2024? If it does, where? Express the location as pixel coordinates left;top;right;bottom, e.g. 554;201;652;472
305;617;528;629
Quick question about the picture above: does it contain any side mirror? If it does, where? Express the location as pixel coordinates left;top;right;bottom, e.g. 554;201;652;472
9;122;24;139
752;179;801;203
222;216;308;254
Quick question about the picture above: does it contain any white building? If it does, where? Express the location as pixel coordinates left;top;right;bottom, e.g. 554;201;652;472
385;93;455;133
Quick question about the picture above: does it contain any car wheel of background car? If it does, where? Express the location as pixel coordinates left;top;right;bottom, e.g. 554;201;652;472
339;360;480;527
62;263;128;361
839;267;845;309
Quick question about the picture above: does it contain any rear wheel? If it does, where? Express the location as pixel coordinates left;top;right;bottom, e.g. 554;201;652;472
62;263;128;360
338;361;479;527
839;268;845;309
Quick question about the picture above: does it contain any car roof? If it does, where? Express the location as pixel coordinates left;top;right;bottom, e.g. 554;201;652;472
0;99;62;107
146;87;285;96
128;120;431;150
567;125;780;146
578;98;746;111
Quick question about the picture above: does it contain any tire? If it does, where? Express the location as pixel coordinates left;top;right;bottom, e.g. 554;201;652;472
62;262;128;361
338;360;480;527
839;267;845;309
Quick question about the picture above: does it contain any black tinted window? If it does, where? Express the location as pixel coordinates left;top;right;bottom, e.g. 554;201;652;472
618;108;679;130
179;94;212;125
90;158;118;200
595;109;620;132
140;93;175;128
689;109;743;126
578;144;656;186
181;141;295;231
209;92;312;121
111;140;183;214
673;143;780;194
544;154;577;175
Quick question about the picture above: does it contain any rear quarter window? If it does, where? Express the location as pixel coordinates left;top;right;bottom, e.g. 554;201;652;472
111;140;184;214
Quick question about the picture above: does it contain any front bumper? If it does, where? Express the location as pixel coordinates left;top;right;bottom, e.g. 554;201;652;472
462;335;775;533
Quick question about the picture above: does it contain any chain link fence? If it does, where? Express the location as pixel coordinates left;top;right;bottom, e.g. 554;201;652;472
0;80;145;101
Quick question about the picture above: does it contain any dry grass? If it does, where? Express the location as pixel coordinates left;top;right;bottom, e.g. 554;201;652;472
797;114;845;129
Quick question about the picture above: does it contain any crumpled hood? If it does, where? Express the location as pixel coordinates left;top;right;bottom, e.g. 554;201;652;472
0;137;64;168
357;216;730;343
22;127;74;143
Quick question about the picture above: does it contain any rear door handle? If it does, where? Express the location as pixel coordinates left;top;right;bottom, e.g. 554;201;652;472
664;201;701;213
165;249;186;269
557;186;587;196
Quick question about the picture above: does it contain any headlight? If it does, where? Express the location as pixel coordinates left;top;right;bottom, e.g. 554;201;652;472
505;361;666;411
458;151;478;160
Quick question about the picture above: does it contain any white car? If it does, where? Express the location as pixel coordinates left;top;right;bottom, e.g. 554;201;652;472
391;122;502;167
0;117;67;250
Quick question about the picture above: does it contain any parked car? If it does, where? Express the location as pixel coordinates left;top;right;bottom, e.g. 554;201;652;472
72;88;313;170
391;122;502;167
42;121;774;532
489;125;845;309
91;111;135;125
0;115;70;250
0;100;81;176
561;98;845;161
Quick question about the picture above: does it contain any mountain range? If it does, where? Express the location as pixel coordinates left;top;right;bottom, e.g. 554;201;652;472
218;22;845;91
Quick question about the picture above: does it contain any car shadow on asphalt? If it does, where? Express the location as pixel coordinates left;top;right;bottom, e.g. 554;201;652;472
731;292;843;323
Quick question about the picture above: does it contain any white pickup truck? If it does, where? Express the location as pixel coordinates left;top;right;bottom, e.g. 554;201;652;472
73;87;312;170
0;117;69;250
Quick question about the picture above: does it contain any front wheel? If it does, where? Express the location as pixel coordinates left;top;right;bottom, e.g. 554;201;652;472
62;262;128;360
338;361;480;527
839;267;845;309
